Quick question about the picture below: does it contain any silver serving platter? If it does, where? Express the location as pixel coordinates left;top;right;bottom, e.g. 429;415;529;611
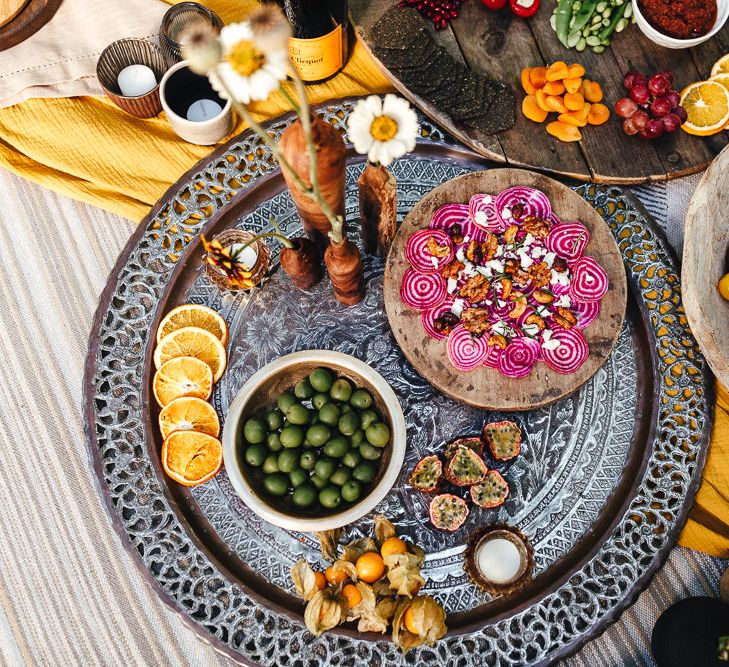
84;99;713;666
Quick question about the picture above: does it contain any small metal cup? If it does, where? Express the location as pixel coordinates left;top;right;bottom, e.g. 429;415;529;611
96;38;166;118
159;1;224;67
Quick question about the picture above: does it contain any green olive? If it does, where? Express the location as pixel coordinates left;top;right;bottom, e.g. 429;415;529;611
319;485;342;509
262;453;280;475
277;391;297;414
340;403;353;415
243;417;266;444
330;466;351;486
309;367;334;393
266;432;282;452
352;462;377;483
342;449;361;469
338;412;360;437
310;473;328;490
286;402;311;425
306;424;331;447
244;443;266;467
341;479;363;503
349;430;364;448
280;425;304;449
312;392;331;410
323;436;349;459
314;458;336;480
330;378;353;402
289;468;309;488
359;409;379;431
359;442;381;461
299;450;317;471
278;449;299;473
294;378;314;400
350;389;373;410
366;422;391;448
265;409;284;432
263;473;289;497
318;402;340;426
292;483;317;508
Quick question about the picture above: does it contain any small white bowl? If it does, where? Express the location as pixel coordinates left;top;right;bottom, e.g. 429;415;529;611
632;0;729;49
222;350;407;532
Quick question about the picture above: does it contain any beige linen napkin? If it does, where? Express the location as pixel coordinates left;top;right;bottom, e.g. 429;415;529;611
0;0;168;108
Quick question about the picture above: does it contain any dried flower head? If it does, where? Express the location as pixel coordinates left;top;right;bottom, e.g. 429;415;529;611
248;3;292;52
201;234;255;289
180;21;222;75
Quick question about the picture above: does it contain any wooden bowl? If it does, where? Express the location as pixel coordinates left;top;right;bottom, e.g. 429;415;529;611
384;168;628;411
96;38;166;118
683;146;729;387
221;350;406;532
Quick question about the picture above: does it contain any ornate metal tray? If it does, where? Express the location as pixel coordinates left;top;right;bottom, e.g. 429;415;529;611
84;99;713;666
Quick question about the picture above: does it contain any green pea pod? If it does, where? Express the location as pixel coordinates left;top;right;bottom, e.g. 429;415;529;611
570;0;599;35
555;0;574;47
598;2;628;41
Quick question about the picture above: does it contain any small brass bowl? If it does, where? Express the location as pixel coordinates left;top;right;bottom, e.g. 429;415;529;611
159;1;223;67
96;38;166;118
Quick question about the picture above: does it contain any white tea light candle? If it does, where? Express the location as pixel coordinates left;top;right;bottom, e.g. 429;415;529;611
187;99;223;122
476;537;523;584
117;64;157;97
229;243;259;270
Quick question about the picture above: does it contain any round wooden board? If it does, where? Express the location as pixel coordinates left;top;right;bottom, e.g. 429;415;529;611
0;0;62;51
384;168;627;411
0;0;30;28
683;144;729;388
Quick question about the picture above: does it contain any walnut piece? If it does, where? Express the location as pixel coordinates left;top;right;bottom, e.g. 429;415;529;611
553;307;577;330
503;224;519;244
522;215;551;239
441;260;464;280
487;334;507;349
462;308;491;336
426;236;450;258
459;274;490;303
528;261;551;289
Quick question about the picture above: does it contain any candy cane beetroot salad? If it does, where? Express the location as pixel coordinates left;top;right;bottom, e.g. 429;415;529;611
637;0;717;39
400;186;610;378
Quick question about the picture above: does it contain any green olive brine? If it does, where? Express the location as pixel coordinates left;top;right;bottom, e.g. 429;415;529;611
239;366;391;512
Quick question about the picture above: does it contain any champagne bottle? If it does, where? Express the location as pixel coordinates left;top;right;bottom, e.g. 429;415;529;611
273;0;349;83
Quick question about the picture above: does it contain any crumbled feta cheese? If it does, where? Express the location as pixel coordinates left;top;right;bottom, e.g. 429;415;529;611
456;247;466;262
541;329;561;351
495;245;504;257
502;206;512;220
497;299;506;308
484;299;493;306
451;298;465;318
523;323;540;336
462;262;477;277
474;211;488;226
463;235;471;243
554;294;572;308
531;246;546;258
518;250;534;270
543;251;556;268
536;305;550;318
447;278;458;294
523;233;535;247
551;269;570;286
486;259;504;274
476;265;492;277
431;256;439;269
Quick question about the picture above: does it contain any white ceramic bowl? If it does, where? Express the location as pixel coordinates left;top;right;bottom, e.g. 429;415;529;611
222;350;407;532
632;0;729;49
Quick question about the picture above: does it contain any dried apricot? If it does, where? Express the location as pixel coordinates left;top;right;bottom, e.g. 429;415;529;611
546;120;581;142
563;77;583;94
521;68;536;95
522;95;548;123
587;103;610;125
543;80;566;96
567;64;586;79
558;112;586;127
535;88;551;112
546;61;569;82
545;94;568;113
529;66;548;89
582;79;604;103
564;92;585;111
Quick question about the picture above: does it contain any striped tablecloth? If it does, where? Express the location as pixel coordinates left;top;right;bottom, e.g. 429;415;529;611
0;166;724;666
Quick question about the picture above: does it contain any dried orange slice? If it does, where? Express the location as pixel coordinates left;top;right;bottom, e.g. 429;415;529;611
710;73;729;93
154;326;226;382
680;81;729;136
157;304;228;346
162;430;222;486
159;396;220;440
711;53;729;78
153;356;213;407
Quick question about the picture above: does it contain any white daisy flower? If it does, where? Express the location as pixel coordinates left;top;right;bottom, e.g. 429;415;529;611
209;22;289;104
347;94;418;166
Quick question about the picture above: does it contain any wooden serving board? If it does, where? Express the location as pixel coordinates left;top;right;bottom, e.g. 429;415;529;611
383;168;628;411
351;0;729;184
683;143;729;388
0;0;62;51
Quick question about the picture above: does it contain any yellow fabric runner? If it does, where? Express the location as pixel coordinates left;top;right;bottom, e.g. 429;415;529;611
0;0;726;556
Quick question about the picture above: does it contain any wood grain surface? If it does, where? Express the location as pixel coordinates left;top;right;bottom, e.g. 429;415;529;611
383;168;628;411
0;0;61;50
351;0;729;184
0;0;29;28
683;144;729;388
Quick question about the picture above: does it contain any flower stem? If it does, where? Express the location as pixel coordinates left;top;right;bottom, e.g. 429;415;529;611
238;231;294;251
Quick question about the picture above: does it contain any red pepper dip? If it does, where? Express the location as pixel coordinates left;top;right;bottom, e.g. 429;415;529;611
638;0;717;39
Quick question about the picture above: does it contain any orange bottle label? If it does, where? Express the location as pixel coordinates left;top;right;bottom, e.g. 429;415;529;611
288;24;343;82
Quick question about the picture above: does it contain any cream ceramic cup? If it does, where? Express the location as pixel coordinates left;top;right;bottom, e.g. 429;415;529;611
160;60;233;145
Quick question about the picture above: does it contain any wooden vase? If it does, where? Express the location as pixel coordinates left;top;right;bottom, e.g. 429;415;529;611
324;238;364;306
279;236;323;289
279;115;346;254
358;163;397;257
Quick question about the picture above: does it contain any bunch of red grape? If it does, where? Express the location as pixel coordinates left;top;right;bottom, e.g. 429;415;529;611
614;70;687;139
397;0;467;29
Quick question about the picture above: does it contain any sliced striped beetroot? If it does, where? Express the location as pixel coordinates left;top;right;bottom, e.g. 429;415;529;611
469;193;506;233
497;337;540;378
401;269;447;311
545;222;590;262
572;299;600;329
570;256;608;303
494;186;551;225
431;203;487;243
483;344;503;369
405;229;453;273
447;325;489;371
542;327;589;374
421;297;455;339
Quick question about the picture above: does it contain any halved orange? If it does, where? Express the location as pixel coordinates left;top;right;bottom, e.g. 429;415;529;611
157;304;228;346
161;430;223;486
680;81;729;136
153;356;214;407
158;396;220;440
711;53;729;78
154;326;227;382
